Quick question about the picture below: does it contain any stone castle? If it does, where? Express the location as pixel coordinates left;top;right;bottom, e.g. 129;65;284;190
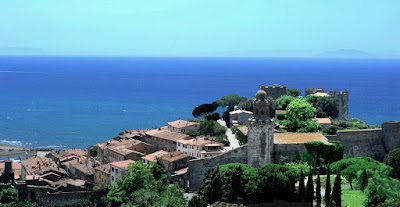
181;85;400;192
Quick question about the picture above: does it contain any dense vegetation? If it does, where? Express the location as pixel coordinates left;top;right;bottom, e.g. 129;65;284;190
384;148;400;178
302;141;344;171
188;119;229;145
305;95;339;118
285;99;321;132
105;158;185;207
286;88;302;97
323;118;381;135
331;157;400;206
0;187;38;207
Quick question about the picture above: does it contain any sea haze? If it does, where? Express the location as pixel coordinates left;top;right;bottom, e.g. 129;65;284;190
0;56;399;149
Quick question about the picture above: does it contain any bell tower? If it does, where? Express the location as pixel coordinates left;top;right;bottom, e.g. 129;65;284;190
247;85;274;167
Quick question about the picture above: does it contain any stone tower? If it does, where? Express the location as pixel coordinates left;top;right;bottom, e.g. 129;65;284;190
247;85;274;168
329;90;349;120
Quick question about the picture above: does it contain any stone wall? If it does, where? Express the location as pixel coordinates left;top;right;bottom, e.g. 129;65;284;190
326;129;386;161
32;186;91;207
274;143;305;164
187;144;248;192
261;84;286;100
382;121;400;152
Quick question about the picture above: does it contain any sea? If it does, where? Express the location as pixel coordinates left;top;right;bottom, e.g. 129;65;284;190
0;56;399;150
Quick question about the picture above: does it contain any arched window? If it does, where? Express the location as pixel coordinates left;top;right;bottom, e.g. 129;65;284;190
256;108;259;115
261;108;264;115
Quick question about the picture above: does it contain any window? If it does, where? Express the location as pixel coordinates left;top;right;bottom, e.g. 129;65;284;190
205;155;207;157
116;169;118;173
112;176;114;181
111;167;114;172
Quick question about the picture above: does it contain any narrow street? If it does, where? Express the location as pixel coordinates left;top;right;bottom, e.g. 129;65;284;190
218;120;240;150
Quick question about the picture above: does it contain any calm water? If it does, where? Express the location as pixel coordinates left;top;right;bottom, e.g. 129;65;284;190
0;56;399;149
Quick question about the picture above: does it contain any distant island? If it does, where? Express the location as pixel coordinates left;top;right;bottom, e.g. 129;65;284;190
315;49;374;59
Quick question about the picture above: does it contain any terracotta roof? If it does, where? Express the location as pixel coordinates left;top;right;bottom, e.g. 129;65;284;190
22;156;67;176
273;133;329;144
58;178;85;187
0;162;22;170
312;118;332;125
94;164;110;174
162;151;190;162
168;120;199;129
177;138;212;146
142;150;169;162
229;110;253;115
110;160;135;169
145;129;191;141
237;126;248;136
51;149;86;159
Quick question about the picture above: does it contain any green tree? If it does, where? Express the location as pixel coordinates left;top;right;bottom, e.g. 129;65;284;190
286;99;317;132
306;95;339;118
216;94;248;108
236;99;252;111
154;184;185;207
198;167;221;204
206;112;220;121
325;168;332;207
305;171;314;203
192;102;218;118
0;187;18;204
316;172;321;207
70;200;94;207
286;88;302;97
276;95;295;110
188;196;207;207
297;170;305;202
360;169;368;192
332;170;342;207
384;148;400;178
152;157;168;182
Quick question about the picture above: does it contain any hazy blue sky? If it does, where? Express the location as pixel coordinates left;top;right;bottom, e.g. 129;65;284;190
1;0;399;57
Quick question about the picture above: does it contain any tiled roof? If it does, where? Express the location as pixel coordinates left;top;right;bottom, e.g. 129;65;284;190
162;151;190;162
273;132;329;144
312;118;332;125
94;164;110;174
142;150;169;162
22;156;67;176
177;138;212;146
0;162;22;170
229;110;253;115
110;160;135;169
237;126;248;136
313;92;329;97
51;149;86;159
145;129;191;141
168;120;199;129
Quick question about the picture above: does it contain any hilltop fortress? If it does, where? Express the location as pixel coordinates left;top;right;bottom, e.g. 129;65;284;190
180;85;399;191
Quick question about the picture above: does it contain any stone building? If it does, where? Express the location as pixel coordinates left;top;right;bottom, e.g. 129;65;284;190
0;160;20;183
110;160;135;185
21;156;68;181
229;110;253;126
144;129;191;152
305;88;325;96
247;86;274;167
95;138;154;164
329;90;349;120
168;119;200;133
94;164;110;188
260;84;286;100
176;138;225;159
142;151;191;174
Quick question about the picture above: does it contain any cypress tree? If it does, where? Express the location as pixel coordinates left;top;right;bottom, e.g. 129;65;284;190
297;170;305;202
316;172;321;207
325;168;332;207
305;170;314;203
360;169;368;192
332;170;342;207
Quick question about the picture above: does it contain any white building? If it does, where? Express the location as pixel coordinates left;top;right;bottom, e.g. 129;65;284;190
176;138;225;159
229;110;253;126
110;160;135;185
167;120;200;133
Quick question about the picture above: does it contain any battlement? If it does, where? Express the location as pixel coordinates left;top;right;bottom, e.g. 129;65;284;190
259;84;286;99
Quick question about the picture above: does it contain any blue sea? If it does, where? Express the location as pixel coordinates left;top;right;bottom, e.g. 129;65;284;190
0;56;399;150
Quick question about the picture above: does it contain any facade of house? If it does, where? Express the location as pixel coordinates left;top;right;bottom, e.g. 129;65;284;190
176;138;225;159
312;118;332;130
94;164;110;188
110;160;135;185
141;151;191;173
144;129;191;152
229;110;253;126
167;120;200;133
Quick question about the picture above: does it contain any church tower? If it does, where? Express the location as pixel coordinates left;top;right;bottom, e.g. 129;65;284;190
247;85;274;167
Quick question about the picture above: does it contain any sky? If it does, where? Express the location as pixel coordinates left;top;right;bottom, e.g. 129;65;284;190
1;0;400;57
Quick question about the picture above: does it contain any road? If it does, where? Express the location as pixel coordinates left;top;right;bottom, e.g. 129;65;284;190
217;120;240;150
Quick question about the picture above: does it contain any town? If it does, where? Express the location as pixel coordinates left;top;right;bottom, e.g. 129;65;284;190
1;84;399;207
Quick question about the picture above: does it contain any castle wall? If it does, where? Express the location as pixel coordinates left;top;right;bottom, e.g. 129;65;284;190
329;90;349;120
274;143;305;164
326;129;386;161
187;144;248;192
261;84;286;100
247;119;274;167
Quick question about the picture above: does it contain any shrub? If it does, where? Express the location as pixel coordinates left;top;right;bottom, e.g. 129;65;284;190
384;148;400;178
286;88;302;97
276;95;295;110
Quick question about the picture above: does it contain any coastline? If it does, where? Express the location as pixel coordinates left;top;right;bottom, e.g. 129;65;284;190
0;143;52;158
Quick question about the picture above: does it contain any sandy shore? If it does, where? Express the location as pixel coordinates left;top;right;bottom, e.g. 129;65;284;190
0;143;41;157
